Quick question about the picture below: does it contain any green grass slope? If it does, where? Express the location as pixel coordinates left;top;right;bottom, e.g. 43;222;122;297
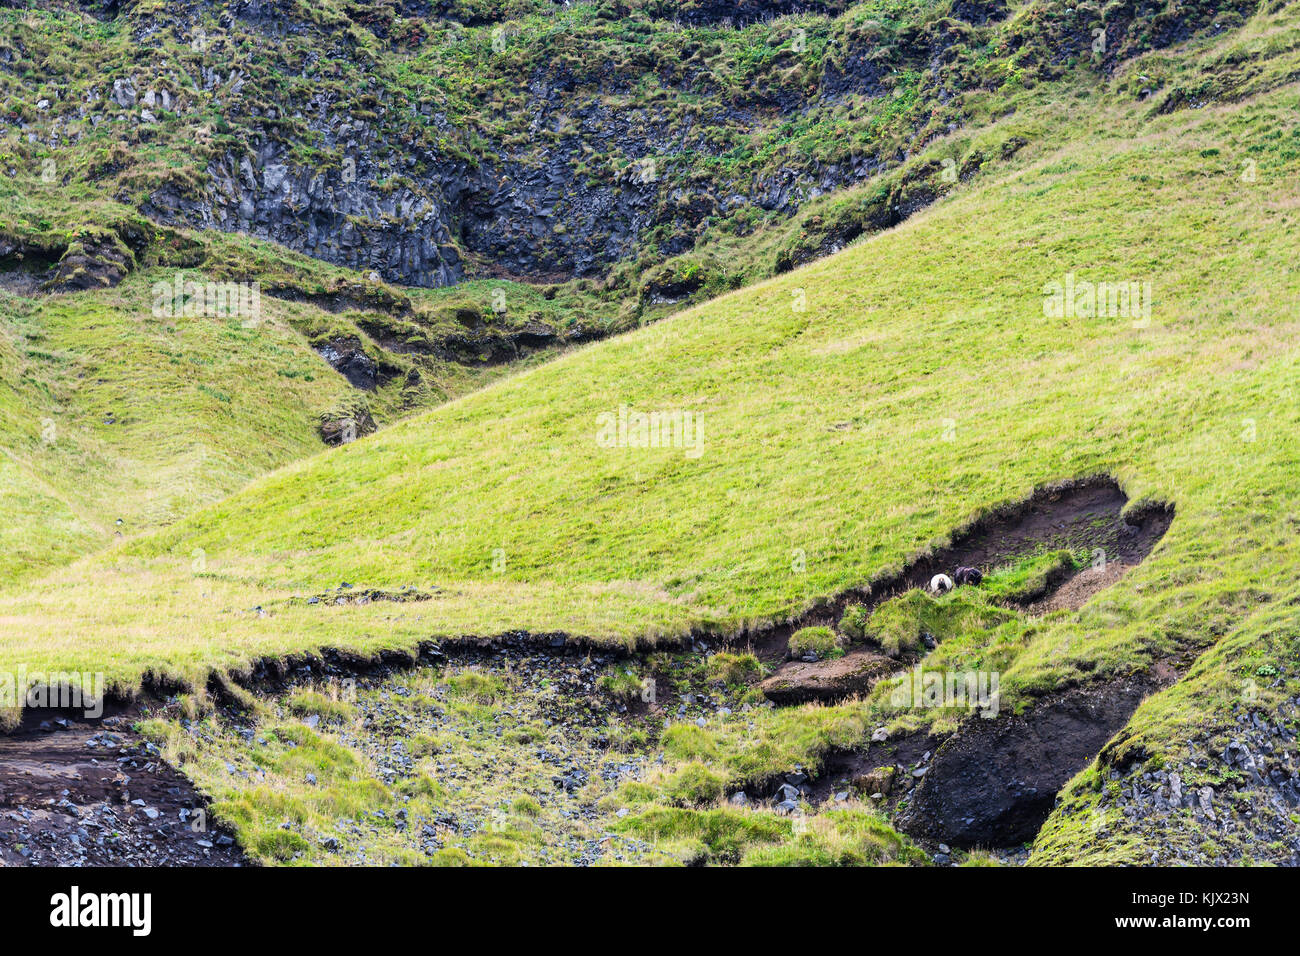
0;227;582;581
5;5;1299;674
0;273;362;581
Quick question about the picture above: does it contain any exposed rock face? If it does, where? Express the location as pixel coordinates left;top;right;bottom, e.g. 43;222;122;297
0;235;65;292
1083;704;1300;866
315;336;387;391
0;230;138;294
7;0;1256;294
145;145;467;289
140;92;710;288
318;398;378;445
899;679;1154;848
949;0;1009;24
1;219;193;294
93;1;949;288
455;108;663;281
45;233;134;292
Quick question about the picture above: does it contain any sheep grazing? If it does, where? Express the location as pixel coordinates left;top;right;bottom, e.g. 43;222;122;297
954;565;984;586
929;573;954;595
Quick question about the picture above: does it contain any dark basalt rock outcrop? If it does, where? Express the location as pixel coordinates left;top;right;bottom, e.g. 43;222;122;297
10;0;1257;295
0;236;65;292
314;335;399;390
1;219;199;295
898;678;1155;848
144;146;467;290
44;233;135;292
318;398;377;445
0;232;133;294
950;0;1009;25
99;2;973;289
419;321;597;367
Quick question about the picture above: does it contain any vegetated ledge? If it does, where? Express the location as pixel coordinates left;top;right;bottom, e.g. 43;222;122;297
755;475;1174;706
695;477;1183;850
1;472;1173;733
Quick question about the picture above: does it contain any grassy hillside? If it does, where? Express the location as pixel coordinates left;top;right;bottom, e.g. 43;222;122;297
0;273;364;581
1;0;1272;585
1;2;1298;865
0;206;597;581
2;1;1296;660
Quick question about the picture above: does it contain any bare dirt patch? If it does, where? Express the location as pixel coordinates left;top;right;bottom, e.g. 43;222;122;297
1025;561;1128;614
756;476;1173;705
0;709;245;867
759;649;896;706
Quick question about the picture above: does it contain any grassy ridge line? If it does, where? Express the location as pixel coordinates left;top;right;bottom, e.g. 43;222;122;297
1;47;1297;722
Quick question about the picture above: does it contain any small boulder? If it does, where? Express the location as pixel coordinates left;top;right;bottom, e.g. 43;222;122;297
852;766;896;797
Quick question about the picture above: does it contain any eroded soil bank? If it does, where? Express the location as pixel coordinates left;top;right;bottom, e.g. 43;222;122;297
0;476;1179;865
896;677;1162;848
743;477;1181;852
758;476;1173;705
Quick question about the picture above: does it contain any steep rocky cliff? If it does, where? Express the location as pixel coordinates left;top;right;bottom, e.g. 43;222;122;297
2;0;1256;297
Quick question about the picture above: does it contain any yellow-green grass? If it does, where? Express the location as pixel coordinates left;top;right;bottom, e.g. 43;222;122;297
3;52;1299;697
0;261;571;583
0;273;360;581
616;804;928;866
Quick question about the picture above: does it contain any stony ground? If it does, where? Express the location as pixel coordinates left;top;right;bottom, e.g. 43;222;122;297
133;640;776;866
0;713;244;867
1086;699;1300;866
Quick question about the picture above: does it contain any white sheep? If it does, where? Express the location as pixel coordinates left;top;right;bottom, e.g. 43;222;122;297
929;573;954;595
